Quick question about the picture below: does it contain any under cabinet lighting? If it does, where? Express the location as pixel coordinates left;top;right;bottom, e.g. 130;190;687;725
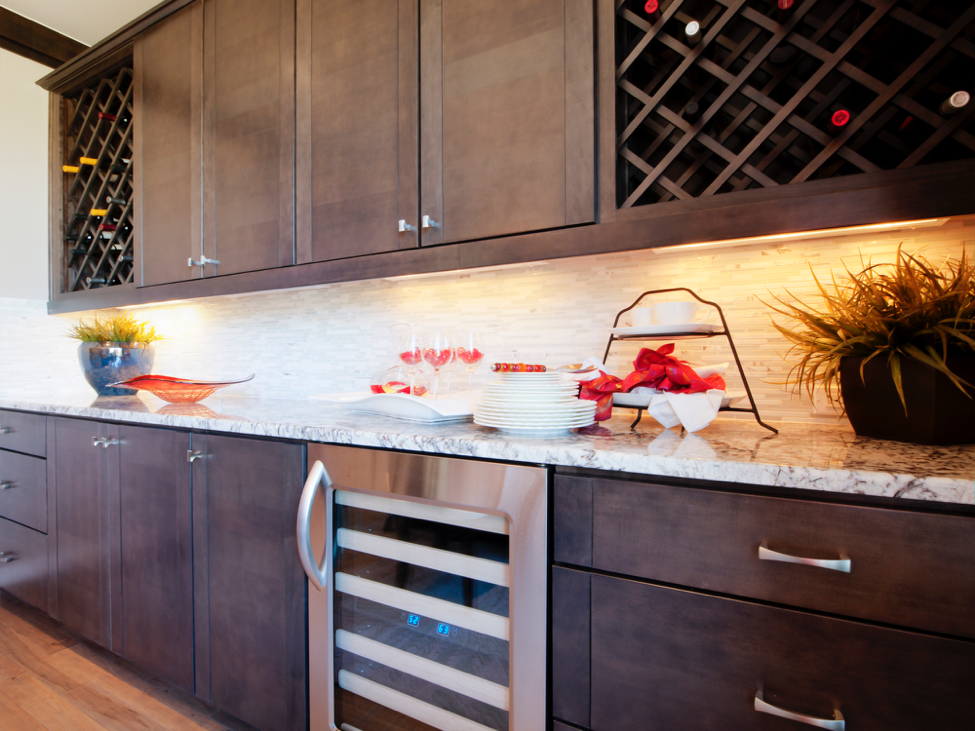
649;218;949;254
383;260;552;282
118;299;198;310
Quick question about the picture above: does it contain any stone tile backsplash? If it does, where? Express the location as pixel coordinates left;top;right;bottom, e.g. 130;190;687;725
2;216;972;424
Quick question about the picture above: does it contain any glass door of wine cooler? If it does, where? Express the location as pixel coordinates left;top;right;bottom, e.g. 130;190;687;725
299;444;547;731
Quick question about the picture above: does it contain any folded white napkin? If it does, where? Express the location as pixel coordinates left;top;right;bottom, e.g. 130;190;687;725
647;389;724;432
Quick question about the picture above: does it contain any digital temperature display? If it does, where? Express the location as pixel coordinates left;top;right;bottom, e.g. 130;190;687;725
407;614;420;626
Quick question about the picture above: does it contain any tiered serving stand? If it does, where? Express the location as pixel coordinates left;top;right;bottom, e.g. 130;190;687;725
602;288;777;434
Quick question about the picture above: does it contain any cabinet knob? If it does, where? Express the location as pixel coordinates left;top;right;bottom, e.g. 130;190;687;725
0;553;16;564
0;427;11;434
188;255;220;267
398;219;416;233
187;450;206;463
421;215;440;230
0;481;16;490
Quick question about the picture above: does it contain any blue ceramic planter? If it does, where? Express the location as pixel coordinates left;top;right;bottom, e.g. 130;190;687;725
78;342;155;396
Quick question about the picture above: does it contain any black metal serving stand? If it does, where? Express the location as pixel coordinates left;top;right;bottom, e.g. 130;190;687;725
602;288;777;434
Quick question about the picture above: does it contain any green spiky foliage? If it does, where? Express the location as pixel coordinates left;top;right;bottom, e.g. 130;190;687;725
68;311;163;344
762;245;975;414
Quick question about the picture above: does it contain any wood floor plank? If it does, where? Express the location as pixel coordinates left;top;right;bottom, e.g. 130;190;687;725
0;670;108;731
65;681;175;731
54;647;226;731
0;596;77;650
0;688;49;731
0;604;75;656
0;620;87;694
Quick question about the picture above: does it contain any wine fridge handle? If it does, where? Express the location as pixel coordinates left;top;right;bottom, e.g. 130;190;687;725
297;460;329;592
755;692;845;730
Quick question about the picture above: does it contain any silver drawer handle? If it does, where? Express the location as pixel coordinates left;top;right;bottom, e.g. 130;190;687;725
755;692;844;730
0;427;11;434
0;552;16;563
101;438;119;448
188;255;220;267
398;219;416;233
759;543;851;573
0;481;16;490
92;436;105;447
421;214;440;229
187;450;206;463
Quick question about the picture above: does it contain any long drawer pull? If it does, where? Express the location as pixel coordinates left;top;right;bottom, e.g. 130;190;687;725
0;481;16;490
755;692;844;730
0;427;11;434
0;552;16;564
759;543;851;573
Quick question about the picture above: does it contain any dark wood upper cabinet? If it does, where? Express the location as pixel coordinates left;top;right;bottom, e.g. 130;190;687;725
297;0;595;263
136;0;203;287
203;0;295;276
296;0;418;263
117;425;194;694
422;0;595;246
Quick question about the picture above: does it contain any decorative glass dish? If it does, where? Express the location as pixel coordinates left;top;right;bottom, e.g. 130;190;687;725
107;374;254;403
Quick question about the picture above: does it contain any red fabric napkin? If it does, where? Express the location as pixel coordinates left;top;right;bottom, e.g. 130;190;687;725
578;344;727;420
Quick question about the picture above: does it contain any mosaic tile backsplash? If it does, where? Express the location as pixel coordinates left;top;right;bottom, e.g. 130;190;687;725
2;216;972;425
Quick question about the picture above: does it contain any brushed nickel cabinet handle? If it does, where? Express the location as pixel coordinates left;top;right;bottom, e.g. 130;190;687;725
755;692;844;730
398;219;416;233
0;553;16;563
101;438;120;449
0;427;11;434
188;255;220;267
0;481;16;490
92;436;105;447
187;450;206;463
759;543;851;573
421;215;440;229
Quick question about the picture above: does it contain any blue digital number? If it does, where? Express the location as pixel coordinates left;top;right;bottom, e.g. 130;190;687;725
437;623;450;637
408;614;420;626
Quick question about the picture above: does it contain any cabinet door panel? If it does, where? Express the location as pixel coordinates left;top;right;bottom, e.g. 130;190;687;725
203;435;305;731
54;418;120;650
0;517;49;611
297;0;418;262
424;0;595;245
0;410;47;457
118;425;193;693
138;0;203;287
590;575;975;731
0;450;47;533
205;0;294;276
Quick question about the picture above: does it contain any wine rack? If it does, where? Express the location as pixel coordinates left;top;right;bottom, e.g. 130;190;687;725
616;0;975;208
60;64;134;292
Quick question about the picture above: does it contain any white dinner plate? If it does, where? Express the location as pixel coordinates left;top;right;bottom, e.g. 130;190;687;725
611;323;721;337
310;392;473;422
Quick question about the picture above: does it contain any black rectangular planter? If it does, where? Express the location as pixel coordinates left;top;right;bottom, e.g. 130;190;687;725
840;354;975;445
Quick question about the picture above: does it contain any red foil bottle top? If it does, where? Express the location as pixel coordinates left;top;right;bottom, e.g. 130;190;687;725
778;0;794;9
831;109;851;127
644;0;659;14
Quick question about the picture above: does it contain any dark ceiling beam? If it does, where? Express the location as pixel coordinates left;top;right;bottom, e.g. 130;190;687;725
0;7;87;68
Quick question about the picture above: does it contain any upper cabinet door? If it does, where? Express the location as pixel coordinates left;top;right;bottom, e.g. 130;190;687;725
136;0;204;287
203;0;296;276
296;0;419;263
420;0;595;246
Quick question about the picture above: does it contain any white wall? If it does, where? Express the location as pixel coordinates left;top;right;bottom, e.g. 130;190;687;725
0;49;49;301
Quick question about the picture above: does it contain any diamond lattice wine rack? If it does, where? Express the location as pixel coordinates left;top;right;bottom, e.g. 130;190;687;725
60;64;134;292
616;0;975;208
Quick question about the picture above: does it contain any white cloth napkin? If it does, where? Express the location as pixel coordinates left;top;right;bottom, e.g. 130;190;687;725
647;389;724;432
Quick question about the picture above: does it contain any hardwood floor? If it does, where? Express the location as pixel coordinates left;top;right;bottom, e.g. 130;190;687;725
0;591;257;731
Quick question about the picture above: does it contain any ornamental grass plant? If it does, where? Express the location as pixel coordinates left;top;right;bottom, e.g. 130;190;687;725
763;245;975;413
68;311;163;344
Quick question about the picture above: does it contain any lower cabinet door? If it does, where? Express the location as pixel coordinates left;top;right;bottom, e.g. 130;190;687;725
590;574;975;731
197;434;306;731
118;425;194;693
0;516;49;611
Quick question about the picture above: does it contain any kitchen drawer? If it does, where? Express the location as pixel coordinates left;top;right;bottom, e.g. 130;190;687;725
590;574;975;731
590;477;975;638
0;516;50;611
0;411;46;457
0;450;48;533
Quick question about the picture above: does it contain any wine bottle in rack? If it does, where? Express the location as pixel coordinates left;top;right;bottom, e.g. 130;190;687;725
97;111;117;121
940;91;970;116
105;196;128;206
643;0;661;23
828;109;851;134
62;165;80;174
80;156;98;166
64;232;79;242
685;20;701;47
86;277;106;286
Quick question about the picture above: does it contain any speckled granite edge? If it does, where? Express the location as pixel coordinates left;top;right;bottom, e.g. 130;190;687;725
2;392;972;506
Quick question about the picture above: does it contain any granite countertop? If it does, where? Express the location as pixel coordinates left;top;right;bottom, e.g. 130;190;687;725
1;389;972;506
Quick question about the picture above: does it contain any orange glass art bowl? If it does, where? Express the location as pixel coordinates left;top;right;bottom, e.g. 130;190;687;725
107;374;254;404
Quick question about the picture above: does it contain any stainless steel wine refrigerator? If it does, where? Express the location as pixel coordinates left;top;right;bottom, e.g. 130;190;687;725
298;444;548;731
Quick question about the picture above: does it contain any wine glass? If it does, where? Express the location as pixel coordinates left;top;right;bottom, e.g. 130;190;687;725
455;331;485;398
422;331;455;399
391;324;423;395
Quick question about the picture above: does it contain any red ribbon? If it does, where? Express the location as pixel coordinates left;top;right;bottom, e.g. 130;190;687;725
578;344;726;421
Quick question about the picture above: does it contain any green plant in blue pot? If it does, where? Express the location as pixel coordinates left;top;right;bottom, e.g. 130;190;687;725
69;311;162;396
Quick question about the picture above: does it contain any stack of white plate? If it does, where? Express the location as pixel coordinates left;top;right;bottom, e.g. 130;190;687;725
474;372;596;435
